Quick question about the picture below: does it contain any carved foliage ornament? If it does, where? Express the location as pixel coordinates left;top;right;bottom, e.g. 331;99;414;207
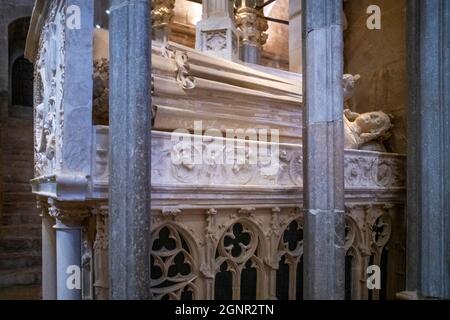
152;0;176;28
162;46;196;90
235;5;268;47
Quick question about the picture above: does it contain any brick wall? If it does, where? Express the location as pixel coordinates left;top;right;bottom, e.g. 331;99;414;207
0;0;41;300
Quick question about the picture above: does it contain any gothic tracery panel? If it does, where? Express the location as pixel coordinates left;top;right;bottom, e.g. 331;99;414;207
150;224;199;300
276;218;303;300
214;220;265;300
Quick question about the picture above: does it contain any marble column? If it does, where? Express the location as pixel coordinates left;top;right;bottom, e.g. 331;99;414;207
196;0;239;61
152;0;176;42
109;0;152;300
39;199;57;300
235;0;268;64
289;0;302;72
301;0;345;300
404;0;450;299
48;200;89;300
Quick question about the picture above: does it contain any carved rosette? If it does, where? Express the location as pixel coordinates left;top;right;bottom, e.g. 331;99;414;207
152;0;176;29
235;5;268;48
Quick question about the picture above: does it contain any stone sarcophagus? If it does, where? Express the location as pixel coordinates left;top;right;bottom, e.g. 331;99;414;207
26;0;406;300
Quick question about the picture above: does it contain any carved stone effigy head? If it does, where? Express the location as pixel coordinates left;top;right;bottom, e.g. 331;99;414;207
354;111;392;138
344;110;394;151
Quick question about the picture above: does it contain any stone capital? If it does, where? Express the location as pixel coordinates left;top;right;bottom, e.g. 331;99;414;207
235;4;268;48
151;0;176;28
48;199;90;226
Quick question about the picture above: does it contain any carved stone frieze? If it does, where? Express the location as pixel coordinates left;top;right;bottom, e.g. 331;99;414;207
92;129;405;196
344;152;405;188
34;2;66;177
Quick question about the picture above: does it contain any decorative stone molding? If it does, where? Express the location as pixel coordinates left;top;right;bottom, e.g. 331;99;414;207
235;3;268;49
161;47;196;90
91;129;406;207
344;152;405;189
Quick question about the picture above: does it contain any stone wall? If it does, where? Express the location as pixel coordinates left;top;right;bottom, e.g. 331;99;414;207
344;0;407;153
0;0;41;300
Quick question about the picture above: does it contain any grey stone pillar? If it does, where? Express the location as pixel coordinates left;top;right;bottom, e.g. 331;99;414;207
40;200;57;300
405;0;450;299
196;0;239;61
301;0;345;300
49;200;89;300
109;0;152;300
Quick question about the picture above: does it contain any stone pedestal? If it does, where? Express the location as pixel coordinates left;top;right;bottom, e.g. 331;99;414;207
302;0;345;300
195;0;239;61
